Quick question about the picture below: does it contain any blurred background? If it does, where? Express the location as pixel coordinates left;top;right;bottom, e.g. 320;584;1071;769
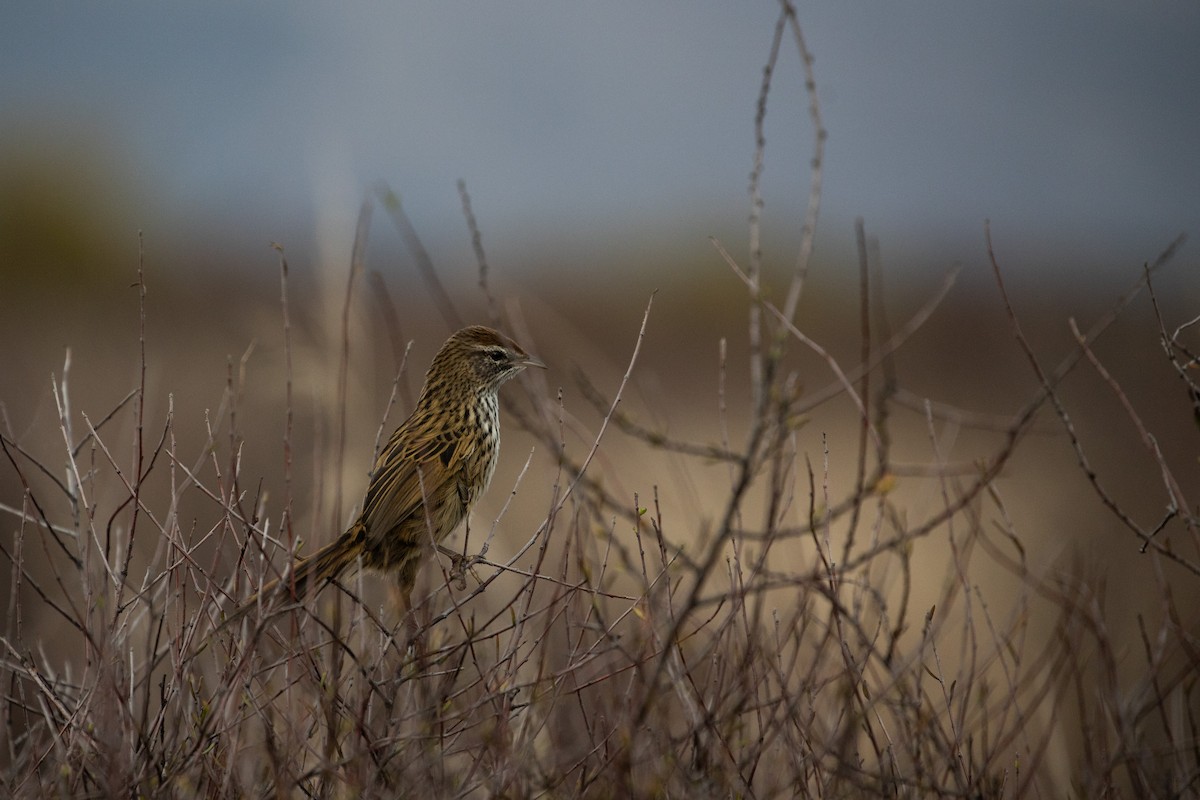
2;4;1199;772
3;3;1198;285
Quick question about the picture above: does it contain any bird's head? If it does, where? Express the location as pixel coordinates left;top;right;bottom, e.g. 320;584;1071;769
430;325;545;393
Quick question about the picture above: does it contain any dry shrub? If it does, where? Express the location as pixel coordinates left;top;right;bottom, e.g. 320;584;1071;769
4;5;1198;798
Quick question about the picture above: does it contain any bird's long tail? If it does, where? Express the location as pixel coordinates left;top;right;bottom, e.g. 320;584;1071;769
218;524;366;631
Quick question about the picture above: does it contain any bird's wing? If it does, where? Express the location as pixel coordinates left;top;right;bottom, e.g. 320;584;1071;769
359;410;476;538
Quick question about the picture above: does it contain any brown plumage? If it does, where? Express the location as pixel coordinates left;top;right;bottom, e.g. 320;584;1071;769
221;325;544;630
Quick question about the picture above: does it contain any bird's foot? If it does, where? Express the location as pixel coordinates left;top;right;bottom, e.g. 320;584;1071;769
437;543;488;589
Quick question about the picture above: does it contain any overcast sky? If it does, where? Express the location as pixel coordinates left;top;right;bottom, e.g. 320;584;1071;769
3;2;1198;279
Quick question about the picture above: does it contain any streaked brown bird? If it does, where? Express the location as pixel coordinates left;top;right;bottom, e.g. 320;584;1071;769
221;325;544;629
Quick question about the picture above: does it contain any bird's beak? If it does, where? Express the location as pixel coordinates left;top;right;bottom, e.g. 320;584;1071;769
519;355;547;370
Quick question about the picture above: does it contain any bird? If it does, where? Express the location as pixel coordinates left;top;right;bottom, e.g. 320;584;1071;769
219;325;544;631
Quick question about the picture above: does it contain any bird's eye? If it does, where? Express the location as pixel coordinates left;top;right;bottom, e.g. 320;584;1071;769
487;350;506;363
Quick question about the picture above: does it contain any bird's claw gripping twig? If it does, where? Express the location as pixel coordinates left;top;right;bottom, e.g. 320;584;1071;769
438;543;488;589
